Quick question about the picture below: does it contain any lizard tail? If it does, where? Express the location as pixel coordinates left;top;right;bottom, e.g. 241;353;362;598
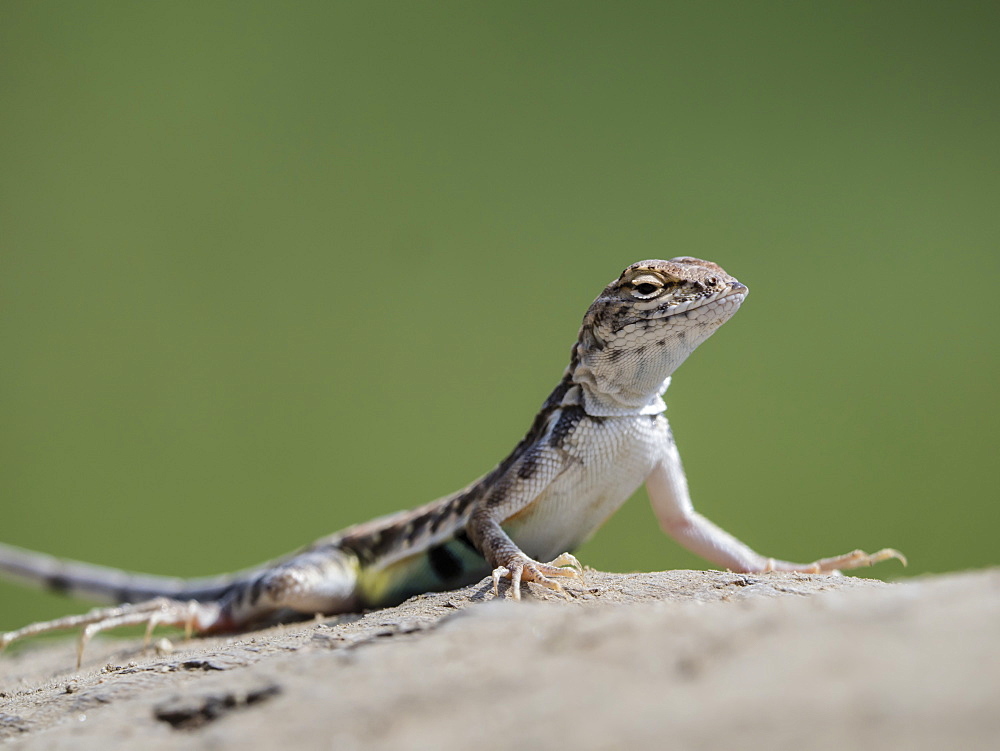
0;542;242;605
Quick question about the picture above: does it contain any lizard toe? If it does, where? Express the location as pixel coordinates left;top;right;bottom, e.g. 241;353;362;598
492;553;584;600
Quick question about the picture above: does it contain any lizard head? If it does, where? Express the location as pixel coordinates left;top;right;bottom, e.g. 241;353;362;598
569;258;748;415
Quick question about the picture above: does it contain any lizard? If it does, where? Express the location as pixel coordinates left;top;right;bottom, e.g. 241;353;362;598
0;257;904;665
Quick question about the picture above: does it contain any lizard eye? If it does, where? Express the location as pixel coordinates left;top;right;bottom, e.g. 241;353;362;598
630;279;663;299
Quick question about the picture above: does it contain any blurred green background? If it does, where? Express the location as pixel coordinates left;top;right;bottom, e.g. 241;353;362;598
1;2;997;631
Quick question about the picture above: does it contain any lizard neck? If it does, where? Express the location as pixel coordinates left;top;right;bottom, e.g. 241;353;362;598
566;325;712;417
575;377;671;416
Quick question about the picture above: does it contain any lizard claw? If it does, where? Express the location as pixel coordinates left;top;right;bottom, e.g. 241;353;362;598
763;547;908;575
548;552;585;581
492;566;511;597
491;552;584;601
805;547;908;574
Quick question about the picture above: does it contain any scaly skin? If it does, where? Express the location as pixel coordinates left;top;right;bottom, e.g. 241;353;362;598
0;258;904;665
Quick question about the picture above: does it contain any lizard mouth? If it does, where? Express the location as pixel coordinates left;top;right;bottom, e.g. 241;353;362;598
653;282;749;319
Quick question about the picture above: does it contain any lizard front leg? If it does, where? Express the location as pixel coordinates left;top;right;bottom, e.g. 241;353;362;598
461;430;588;600
645;433;905;574
467;509;583;600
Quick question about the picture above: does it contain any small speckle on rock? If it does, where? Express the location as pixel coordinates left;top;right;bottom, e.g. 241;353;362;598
154;683;282;730
0;713;29;733
180;658;229;671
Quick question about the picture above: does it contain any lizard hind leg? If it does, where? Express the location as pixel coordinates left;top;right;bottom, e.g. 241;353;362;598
0;598;223;668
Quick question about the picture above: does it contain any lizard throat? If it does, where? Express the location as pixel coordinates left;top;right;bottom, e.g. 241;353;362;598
569;290;747;417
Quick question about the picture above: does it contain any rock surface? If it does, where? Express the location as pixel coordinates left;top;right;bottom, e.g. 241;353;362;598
1;568;997;750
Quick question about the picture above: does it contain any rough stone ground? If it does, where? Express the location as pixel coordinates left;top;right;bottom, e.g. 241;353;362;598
1;568;997;750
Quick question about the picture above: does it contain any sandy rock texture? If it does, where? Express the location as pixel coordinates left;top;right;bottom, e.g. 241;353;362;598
1;568;997;750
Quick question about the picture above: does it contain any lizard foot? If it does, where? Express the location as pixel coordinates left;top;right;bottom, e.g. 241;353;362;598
492;552;584;601
766;547;907;574
0;598;223;669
